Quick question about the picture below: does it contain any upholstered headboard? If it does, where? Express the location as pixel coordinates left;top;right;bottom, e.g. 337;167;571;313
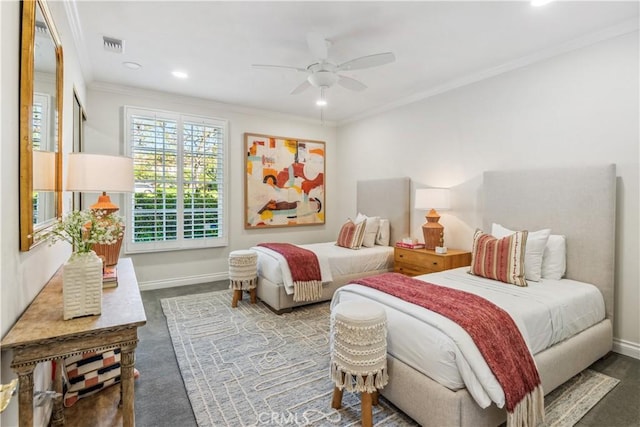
357;177;411;246
482;164;616;321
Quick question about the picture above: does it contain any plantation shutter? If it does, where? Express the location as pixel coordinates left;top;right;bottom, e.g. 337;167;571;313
124;106;228;253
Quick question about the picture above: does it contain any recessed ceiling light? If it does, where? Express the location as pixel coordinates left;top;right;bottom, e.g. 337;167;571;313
531;0;554;7
122;61;141;70
172;70;188;79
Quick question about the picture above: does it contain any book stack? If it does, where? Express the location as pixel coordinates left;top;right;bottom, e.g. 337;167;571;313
102;265;118;288
395;240;425;249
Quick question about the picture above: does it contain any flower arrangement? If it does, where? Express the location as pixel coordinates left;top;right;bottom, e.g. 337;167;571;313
43;209;125;254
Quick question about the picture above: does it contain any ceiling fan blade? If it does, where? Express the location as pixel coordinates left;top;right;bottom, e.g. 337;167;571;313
290;80;311;95
337;75;367;92
337;52;395;71
252;64;307;73
306;32;328;60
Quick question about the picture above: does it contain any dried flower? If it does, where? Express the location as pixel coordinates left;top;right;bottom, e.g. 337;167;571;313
40;209;125;253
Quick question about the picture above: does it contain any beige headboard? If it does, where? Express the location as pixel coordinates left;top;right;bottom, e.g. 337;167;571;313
357;177;411;246
482;164;616;321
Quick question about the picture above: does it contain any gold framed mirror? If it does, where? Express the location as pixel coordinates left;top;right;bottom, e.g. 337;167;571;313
20;0;64;251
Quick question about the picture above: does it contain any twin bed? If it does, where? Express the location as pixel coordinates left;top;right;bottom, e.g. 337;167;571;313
333;165;616;426
254;177;411;313
252;165;616;426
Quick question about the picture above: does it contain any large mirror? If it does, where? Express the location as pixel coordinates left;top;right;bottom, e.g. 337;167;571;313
20;0;63;251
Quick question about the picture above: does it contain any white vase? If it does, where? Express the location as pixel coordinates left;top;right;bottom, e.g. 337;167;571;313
63;250;103;320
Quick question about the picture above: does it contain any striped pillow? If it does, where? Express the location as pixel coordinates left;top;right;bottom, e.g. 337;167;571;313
63;349;121;407
469;229;528;287
336;219;366;249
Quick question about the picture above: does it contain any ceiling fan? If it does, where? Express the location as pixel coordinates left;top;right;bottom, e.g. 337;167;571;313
252;32;395;97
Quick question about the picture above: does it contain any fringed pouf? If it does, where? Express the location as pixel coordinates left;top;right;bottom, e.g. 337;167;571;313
330;300;388;427
228;249;258;307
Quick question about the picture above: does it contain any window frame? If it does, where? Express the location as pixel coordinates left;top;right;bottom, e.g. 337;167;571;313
123;105;228;253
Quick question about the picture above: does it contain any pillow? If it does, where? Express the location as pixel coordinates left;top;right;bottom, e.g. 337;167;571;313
63;349;121;407
355;213;380;248
375;219;390;246
542;234;566;280
336;218;366;249
469;229;528;287
492;223;550;282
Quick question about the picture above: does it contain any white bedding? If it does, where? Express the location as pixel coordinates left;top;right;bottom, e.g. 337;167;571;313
331;267;605;409
252;242;394;295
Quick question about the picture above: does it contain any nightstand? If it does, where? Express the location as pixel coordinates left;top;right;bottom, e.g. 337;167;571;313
394;247;472;276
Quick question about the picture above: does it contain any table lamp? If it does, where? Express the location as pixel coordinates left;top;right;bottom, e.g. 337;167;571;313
414;188;450;250
66;153;134;269
32;150;56;191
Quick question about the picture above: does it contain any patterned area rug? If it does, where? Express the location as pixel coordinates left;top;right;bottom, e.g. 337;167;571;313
161;290;619;427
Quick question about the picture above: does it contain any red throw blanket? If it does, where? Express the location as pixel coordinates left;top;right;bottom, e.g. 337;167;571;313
352;272;543;427
257;243;323;302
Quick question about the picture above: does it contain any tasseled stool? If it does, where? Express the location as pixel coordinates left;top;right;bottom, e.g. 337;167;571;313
228;250;258;308
330;300;388;427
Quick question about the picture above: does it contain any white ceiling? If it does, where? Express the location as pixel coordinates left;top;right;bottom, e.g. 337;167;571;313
69;1;639;124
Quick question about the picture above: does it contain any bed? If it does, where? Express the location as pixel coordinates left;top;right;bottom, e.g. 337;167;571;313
331;165;616;427
254;177;411;314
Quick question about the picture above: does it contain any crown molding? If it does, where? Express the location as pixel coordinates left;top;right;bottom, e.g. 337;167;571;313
88;81;337;128
63;0;94;83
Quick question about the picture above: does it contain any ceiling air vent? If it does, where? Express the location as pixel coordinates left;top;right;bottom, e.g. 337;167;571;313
103;36;124;53
35;21;48;34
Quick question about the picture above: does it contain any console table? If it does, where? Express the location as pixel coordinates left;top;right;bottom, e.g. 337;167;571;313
0;258;146;427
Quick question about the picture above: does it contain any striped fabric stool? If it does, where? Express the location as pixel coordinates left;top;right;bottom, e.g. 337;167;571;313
228;250;258;307
330;300;388;427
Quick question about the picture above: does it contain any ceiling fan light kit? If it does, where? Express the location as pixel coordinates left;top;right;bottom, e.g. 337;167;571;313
316;87;328;107
308;70;338;88
253;32;395;107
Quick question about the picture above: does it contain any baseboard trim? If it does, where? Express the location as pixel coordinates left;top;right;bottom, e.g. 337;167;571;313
613;337;640;360
139;273;228;291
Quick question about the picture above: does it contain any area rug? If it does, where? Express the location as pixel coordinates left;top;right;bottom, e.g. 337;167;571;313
161;290;619;427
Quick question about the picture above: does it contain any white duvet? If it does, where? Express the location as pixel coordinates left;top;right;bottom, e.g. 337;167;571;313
252;242;394;295
331;268;606;409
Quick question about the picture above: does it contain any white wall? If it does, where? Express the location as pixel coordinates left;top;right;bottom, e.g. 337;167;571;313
84;85;337;288
1;1;88;425
337;32;639;356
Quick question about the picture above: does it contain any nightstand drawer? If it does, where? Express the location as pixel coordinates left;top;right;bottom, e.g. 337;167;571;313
394;248;444;271
394;247;472;277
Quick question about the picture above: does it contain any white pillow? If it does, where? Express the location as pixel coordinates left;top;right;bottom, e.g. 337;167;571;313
375;219;390;246
355;213;380;248
491;223;551;282
541;235;566;280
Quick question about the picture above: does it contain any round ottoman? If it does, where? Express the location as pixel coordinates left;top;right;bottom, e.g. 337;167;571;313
228;250;258;307
330;300;388;427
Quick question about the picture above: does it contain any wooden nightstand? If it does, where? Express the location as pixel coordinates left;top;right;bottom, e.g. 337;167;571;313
394;247;472;276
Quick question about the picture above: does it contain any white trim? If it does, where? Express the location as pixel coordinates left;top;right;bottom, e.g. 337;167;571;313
613;337;640;360
138;272;229;292
88;81;338;127
340;19;640;125
63;0;94;82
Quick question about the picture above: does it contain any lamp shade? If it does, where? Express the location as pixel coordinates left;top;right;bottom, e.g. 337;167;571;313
32;150;56;191
414;188;450;210
66;153;134;193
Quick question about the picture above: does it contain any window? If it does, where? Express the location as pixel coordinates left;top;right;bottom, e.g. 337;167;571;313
123;106;228;253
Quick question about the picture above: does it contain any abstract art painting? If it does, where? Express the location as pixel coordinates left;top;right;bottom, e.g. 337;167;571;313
245;133;325;228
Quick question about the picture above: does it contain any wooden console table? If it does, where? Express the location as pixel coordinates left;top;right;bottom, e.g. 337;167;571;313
0;258;146;427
